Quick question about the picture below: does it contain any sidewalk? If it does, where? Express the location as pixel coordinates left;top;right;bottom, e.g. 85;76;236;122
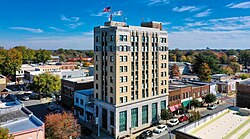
78;118;114;139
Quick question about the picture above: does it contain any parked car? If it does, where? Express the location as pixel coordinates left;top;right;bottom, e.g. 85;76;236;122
167;118;179;126
21;96;29;101
138;130;153;139
153;125;167;134
47;105;56;111
29;93;40;99
178;115;189;123
47;94;56;100
207;104;218;110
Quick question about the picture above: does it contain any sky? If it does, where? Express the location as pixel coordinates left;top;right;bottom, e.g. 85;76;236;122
0;0;250;50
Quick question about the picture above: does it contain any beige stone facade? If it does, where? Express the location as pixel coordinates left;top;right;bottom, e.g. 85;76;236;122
94;21;169;139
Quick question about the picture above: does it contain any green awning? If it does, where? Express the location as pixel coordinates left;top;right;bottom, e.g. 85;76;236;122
182;100;191;107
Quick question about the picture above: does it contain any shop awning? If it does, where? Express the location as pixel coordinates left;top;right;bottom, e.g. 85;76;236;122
182;100;191;107
169;104;181;112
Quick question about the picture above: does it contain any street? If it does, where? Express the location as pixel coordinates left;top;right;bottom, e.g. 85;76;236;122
154;95;236;139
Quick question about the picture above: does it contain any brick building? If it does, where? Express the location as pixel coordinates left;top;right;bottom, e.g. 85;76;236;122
236;79;250;108
61;76;94;108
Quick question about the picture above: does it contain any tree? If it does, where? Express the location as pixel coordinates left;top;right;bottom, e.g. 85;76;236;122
0;127;14;139
197;63;211;82
2;48;22;76
239;50;250;68
35;49;51;64
193;51;221;74
189;111;201;122
161;109;173;120
31;73;61;97
226;49;239;57
229;62;240;74
222;66;234;75
172;55;177;62
181;55;187;62
45;112;81;139
219;53;228;64
190;99;201;108
170;63;180;78
240;74;250;80
204;94;217;104
186;56;194;63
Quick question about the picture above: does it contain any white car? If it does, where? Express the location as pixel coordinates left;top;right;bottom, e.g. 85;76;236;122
153;125;168;134
167;118;179;127
207;104;218;110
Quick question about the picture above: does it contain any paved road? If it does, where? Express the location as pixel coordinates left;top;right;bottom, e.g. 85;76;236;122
155;95;236;139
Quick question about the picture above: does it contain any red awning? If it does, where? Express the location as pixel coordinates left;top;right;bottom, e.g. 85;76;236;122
169;104;181;112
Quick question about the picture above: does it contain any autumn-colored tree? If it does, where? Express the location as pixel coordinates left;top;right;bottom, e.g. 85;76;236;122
83;62;92;67
198;63;211;82
170;63;180;78
45;112;81;139
31;73;61;97
0;127;14;139
219;53;228;64
181;55;187;62
172;55;177;62
222;66;234;75
186;56;193;63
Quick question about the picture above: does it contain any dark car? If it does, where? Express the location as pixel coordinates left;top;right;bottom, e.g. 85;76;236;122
138;130;153;139
29;93;40;99
21;95;29;101
178;115;189;123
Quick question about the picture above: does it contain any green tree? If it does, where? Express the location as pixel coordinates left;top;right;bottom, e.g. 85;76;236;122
204;94;217;104
226;49;239;57
190;99;201;108
198;63;211;82
31;73;61;97
240;74;250;80
219;53;228;64
189;111;201;122
0;127;14;139
186;56;194;63
170;63;180;78
2;48;22;76
161;109;173;120
239;50;250;68
172;55;177;62
26;48;35;64
193;51;221;74
35;49;51;64
222;66;234;75
229;62;240;74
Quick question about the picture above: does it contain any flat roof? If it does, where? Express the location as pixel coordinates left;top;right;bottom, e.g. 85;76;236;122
62;76;94;83
2;116;42;133
75;88;94;96
239;79;250;85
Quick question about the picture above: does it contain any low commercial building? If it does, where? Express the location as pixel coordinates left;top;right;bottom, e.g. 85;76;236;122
0;94;45;139
74;89;94;122
168;81;210;113
61;76;94;108
236;79;250;108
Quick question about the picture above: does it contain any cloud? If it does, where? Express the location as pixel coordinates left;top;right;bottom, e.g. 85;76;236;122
162;22;171;25
60;15;83;29
194;9;212;17
172;16;250;32
65;22;84;29
60;15;80;22
183;18;194;22
147;0;169;6
169;30;250;49
10;27;43;33
172;6;202;12
49;26;64;32
227;1;250;9
0;33;93;50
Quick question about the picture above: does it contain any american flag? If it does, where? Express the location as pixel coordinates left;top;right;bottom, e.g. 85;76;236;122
103;7;111;12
